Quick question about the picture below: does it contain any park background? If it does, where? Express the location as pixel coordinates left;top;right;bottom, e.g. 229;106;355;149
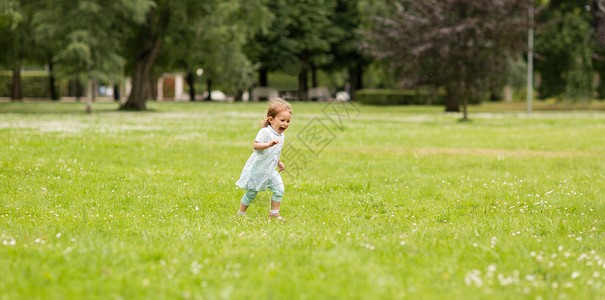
2;0;605;299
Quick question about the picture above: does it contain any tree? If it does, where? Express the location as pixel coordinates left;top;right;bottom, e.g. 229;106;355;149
246;0;337;100
159;0;270;101
34;0;152;112
324;0;372;100
121;0;268;109
365;0;528;120
0;0;38;101
591;0;605;98
534;0;595;100
120;1;172;110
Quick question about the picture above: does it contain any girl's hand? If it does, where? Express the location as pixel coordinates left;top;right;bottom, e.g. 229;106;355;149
253;140;280;151
278;161;285;172
269;139;279;147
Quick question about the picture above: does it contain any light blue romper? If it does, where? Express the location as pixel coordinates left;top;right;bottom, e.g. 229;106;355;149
236;126;285;205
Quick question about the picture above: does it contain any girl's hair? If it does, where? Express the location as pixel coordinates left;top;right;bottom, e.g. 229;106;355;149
262;98;292;127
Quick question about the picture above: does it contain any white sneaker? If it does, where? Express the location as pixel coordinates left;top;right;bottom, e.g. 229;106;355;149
269;213;284;221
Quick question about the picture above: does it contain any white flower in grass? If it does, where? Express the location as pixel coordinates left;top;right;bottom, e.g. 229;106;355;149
190;261;203;275
487;264;497;273
464;270;483;287
571;271;580;279
588;279;594;285
497;274;514;286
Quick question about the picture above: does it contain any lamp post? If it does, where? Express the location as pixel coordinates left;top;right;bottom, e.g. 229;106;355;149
527;0;534;115
196;68;204;101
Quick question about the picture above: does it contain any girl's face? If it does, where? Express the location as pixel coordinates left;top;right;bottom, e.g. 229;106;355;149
268;110;291;134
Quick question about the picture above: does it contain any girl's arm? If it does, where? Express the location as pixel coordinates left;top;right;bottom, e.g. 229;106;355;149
254;139;279;151
277;159;285;172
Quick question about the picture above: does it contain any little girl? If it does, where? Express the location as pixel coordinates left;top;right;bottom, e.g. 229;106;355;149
236;98;292;220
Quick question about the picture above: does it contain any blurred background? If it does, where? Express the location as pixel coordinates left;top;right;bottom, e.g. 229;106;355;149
1;0;604;112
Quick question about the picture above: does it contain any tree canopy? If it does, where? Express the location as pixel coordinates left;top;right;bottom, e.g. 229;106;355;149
2;0;605;111
365;0;528;119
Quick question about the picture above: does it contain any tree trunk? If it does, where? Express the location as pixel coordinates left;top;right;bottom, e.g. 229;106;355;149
121;6;169;111
92;80;97;102
298;68;308;101
348;64;363;101
49;59;59;100
445;85;460;112
461;66;469;121
122;53;156;110
234;90;244;101
311;64;317;88
86;78;93;114
593;0;605;48
11;66;21;101
113;84;121;102
149;75;158;100
186;71;195;101
205;78;212;101
462;90;469;121
259;68;268;87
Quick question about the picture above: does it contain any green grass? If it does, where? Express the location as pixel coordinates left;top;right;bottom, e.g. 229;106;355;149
1;101;604;299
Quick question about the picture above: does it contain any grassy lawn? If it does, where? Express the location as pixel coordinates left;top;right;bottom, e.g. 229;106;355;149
1;101;604;299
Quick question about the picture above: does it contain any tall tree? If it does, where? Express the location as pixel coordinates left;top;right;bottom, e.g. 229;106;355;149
365;0;528;119
591;0;605;98
120;0;169;110
534;0;595;100
592;0;605;47
324;0;372;100
0;0;37;101
158;0;270;101
34;0;152;111
246;0;336;100
122;0;268;109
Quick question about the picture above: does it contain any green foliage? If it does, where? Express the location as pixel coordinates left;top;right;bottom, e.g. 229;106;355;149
535;2;595;101
33;0;154;83
0;0;22;30
365;0;528;115
267;71;298;91
247;0;338;73
0;72;58;98
158;0;270;94
357;89;445;105
0;0;40;83
562;13;594;100
0;102;604;299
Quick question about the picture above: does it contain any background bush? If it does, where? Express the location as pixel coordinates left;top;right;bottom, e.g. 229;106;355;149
0;71;56;98
357;89;445;105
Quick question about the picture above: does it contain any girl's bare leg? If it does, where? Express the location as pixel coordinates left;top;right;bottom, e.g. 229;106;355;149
239;203;249;213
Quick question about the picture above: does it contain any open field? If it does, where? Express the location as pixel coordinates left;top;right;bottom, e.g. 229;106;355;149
1;101;604;299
